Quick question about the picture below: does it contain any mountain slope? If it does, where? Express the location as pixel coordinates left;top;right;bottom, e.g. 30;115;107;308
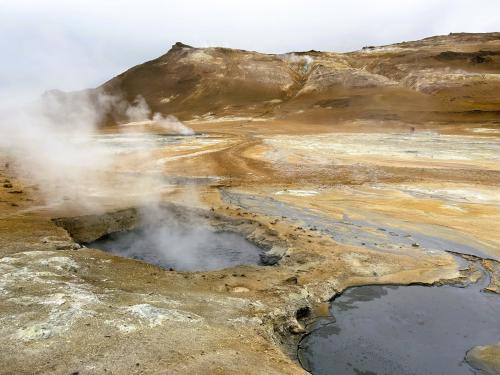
98;33;500;124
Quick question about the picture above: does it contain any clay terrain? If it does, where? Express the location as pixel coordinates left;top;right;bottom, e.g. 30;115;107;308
1;32;499;374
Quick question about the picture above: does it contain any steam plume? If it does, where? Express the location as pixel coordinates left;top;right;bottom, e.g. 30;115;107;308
0;89;192;210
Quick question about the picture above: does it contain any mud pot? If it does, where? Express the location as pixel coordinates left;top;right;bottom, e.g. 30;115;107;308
55;205;274;272
85;225;264;272
297;262;500;375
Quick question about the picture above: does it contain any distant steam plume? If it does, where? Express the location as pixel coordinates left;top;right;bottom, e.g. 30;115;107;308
120;96;194;135
280;53;313;67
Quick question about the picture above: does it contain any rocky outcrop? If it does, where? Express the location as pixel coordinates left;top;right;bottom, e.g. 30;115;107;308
466;344;500;375
53;207;139;243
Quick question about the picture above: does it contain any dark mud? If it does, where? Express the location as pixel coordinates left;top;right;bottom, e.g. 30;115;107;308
297;274;500;375
85;224;264;272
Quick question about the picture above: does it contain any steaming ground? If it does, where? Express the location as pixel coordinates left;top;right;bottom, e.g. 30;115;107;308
85;211;264;271
1;34;500;374
87;228;262;271
0;90;196;211
1;114;499;374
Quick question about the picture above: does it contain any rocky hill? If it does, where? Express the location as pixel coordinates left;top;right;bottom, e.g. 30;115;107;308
99;32;500;124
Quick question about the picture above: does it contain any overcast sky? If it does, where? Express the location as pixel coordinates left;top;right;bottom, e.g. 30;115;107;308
1;0;499;106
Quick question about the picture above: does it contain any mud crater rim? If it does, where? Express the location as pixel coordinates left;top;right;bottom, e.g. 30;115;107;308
83;227;268;272
53;204;283;272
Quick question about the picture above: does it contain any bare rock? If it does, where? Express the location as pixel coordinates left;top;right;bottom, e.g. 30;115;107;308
466;344;500;375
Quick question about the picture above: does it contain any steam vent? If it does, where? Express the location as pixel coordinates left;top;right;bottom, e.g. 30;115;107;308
1;29;500;375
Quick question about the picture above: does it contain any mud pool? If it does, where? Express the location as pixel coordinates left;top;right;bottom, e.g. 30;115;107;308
85;224;264;272
298;279;500;375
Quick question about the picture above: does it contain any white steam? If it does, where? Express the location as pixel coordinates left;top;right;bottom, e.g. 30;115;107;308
124;95;152;122
120;96;194;135
89;205;263;272
281;53;314;66
153;114;195;135
0;90;192;210
0;87;250;272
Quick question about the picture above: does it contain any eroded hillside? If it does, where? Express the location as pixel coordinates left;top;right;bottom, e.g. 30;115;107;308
100;33;500;124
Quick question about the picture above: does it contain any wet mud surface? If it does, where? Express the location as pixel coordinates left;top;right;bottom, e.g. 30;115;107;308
298;273;500;375
86;224;264;272
221;190;494;260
